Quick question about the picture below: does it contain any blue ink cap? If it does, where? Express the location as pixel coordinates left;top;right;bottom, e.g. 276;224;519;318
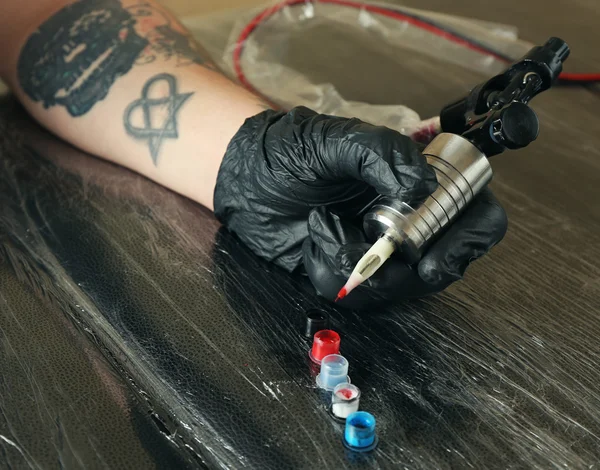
343;411;378;452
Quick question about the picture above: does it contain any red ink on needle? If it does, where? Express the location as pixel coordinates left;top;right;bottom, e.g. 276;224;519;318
335;286;348;302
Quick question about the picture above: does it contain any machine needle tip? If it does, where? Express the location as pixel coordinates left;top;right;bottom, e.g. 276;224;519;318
335;286;348;302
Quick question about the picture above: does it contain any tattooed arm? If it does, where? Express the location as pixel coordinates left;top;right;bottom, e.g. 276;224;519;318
0;0;269;210
0;0;511;307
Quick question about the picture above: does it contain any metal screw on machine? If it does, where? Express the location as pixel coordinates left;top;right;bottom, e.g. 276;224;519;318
335;37;571;299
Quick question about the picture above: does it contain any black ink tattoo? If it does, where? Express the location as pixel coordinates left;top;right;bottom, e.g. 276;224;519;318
17;0;148;117
126;3;214;68
17;1;212;117
124;74;193;165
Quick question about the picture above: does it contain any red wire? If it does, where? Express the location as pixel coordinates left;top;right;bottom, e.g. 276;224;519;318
559;72;600;82
233;1;292;102
232;0;600;99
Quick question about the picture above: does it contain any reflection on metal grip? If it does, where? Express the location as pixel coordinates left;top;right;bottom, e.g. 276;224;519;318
363;133;493;264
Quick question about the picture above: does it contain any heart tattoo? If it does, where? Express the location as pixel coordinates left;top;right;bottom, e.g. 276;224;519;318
124;73;193;165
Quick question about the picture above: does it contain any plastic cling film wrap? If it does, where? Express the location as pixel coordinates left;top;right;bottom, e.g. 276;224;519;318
182;1;533;138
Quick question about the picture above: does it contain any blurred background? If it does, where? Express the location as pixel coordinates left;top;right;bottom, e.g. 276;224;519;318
159;0;264;16
159;0;599;68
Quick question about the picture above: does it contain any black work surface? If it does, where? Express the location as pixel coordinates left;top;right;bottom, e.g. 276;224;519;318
2;3;600;469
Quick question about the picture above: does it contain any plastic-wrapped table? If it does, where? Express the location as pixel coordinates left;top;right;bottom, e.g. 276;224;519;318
2;0;600;467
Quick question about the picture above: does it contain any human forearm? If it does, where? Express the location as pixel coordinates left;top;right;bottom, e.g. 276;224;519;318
0;0;268;210
0;0;509;307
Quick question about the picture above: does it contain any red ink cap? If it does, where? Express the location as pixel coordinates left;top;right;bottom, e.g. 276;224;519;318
309;330;341;364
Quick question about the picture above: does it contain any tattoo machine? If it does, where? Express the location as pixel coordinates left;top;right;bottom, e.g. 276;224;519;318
337;37;570;300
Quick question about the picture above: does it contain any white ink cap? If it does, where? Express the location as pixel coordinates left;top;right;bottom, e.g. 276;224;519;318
331;383;361;419
316;354;349;391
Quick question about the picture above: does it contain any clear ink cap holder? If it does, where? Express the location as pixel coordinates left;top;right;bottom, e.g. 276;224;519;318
331;383;361;420
316;354;350;391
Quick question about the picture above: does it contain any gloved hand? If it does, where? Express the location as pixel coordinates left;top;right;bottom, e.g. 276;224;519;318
214;106;507;308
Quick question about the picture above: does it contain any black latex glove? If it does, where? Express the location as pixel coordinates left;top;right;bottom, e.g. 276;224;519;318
214;106;507;308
